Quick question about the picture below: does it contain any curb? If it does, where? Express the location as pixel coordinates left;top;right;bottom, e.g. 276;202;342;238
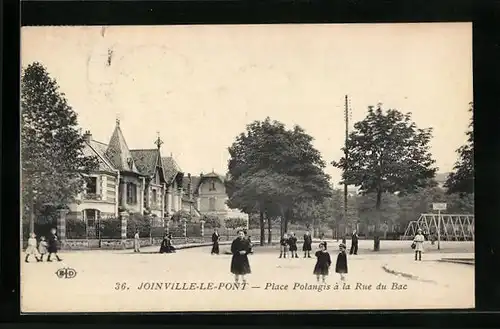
438;258;474;265
381;264;437;284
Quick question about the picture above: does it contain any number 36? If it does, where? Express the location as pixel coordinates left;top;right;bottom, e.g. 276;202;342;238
115;282;127;290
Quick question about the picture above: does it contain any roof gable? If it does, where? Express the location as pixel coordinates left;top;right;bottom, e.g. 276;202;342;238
105;124;140;173
83;140;116;173
191;172;225;196
130;149;159;177
161;156;182;184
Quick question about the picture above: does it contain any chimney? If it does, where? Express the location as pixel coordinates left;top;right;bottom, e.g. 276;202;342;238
83;130;92;143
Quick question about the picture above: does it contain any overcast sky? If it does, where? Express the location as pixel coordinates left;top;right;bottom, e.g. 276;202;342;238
21;23;472;185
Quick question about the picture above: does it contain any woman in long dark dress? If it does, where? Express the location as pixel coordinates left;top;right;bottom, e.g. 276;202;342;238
211;229;220;255
160;234;170;253
230;230;251;283
288;232;298;258
166;233;176;253
335;243;348;281
313;242;331;283
303;231;312;258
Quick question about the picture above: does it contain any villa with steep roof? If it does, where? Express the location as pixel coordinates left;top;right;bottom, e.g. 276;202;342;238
67;119;246;238
68;119;171;237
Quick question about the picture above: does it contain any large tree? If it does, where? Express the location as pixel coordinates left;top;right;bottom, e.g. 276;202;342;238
332;104;437;250
445;102;474;195
21;62;98;231
226;118;332;244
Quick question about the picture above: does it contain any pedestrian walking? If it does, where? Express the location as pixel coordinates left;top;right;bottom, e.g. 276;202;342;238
288;232;299;258
230;230;252;284
47;228;62;262
335;243;348;281
349;230;359;255
25;233;41;263
303;231;312;258
211;228;220;255
279;233;289;258
166;233;176;252
313;242;331;283
38;236;48;261
134;230;140;253
413;228;425;261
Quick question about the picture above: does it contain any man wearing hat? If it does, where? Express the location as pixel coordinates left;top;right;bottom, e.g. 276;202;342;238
413;228;425;261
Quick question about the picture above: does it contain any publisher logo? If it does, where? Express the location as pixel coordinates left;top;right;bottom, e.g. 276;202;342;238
55;267;77;279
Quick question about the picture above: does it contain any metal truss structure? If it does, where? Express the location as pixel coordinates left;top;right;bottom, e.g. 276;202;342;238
401;213;474;241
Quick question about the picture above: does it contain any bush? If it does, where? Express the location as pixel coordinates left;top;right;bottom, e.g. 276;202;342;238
66;219;87;239
186;223;201;237
202;214;222;228
171;210;193;222
127;213;152;238
224;217;247;230
101;217;122;239
151;226;167;238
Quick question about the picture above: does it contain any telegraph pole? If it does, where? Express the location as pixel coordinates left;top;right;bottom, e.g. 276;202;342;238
343;95;350;239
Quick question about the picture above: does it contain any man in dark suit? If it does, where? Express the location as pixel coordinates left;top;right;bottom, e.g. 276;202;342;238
350;230;359;255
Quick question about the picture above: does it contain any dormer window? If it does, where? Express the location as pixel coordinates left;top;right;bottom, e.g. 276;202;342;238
209;180;216;191
127;157;133;169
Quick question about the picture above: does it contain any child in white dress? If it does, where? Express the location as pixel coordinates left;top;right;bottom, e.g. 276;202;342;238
25;233;41;263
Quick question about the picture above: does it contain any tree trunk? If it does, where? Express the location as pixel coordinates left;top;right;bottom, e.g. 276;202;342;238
284;211;289;234
374;189;382;251
29;202;36;234
259;210;265;246
267;216;272;244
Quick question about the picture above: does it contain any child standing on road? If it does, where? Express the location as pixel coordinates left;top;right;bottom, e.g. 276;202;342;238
335;243;348;281
288;232;299;258
303;231;312;258
413;228;425;261
313;242;331;283
38;236;48;261
279;233;289;258
25;233;41;263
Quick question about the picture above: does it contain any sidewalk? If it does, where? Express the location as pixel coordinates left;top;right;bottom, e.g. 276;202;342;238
381;252;474;284
136;238;327;253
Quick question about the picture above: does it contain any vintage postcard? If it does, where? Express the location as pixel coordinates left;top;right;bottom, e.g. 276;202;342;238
20;23;474;313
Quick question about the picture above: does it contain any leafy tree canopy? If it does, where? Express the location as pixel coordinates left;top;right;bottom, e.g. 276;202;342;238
445;102;474;195
21;62;98;216
226;118;332;218
332;104;438;204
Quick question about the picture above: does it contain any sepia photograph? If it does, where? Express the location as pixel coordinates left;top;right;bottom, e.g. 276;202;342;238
20;23;474;313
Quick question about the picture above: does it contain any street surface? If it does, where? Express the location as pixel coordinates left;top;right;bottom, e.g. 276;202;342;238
21;241;474;312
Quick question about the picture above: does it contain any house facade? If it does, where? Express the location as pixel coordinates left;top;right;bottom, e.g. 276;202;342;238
68;119;172;237
66;119;247;239
190;171;249;223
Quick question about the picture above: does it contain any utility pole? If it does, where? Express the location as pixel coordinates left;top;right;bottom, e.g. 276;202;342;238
343;95;350;238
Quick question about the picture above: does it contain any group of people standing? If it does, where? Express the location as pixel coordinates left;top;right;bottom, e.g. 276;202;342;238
279;231;313;258
227;229;348;283
24;228;62;263
159;233;177;254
